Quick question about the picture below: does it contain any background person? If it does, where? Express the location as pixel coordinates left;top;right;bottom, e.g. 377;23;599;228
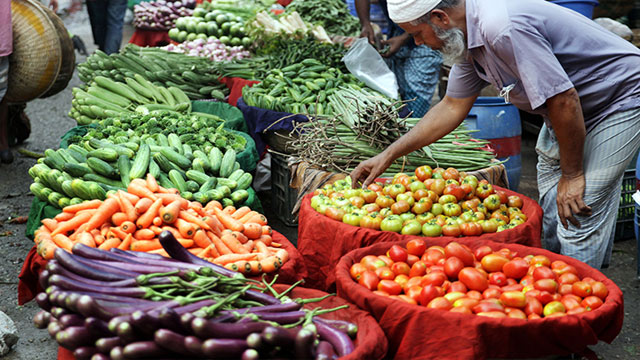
350;0;640;269
86;0;128;54
355;0;443;117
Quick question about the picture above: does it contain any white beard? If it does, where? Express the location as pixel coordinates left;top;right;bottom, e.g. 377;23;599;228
433;26;467;64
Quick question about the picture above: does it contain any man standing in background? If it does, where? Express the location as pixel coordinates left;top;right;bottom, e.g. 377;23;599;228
355;0;442;116
86;0;128;54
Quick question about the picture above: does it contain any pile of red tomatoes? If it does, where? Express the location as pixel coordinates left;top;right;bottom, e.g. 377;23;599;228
349;240;609;319
311;166;526;237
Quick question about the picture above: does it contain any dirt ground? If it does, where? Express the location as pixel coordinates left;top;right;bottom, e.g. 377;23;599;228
0;8;639;360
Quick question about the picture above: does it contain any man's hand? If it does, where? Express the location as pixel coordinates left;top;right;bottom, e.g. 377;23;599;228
350;152;393;189
380;34;410;58
556;172;592;229
360;23;376;45
49;0;58;12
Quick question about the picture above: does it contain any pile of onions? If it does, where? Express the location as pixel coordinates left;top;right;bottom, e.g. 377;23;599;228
133;0;197;31
164;38;251;62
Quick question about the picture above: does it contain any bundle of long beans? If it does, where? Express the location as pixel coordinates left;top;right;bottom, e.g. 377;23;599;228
33;231;357;359
288;88;498;175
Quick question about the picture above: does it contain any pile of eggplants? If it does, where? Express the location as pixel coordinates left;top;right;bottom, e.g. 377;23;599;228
34;231;357;360
133;0;197;31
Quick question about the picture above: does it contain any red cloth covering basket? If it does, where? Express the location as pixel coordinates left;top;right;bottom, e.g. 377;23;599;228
297;186;543;291
335;239;624;360
128;28;171;47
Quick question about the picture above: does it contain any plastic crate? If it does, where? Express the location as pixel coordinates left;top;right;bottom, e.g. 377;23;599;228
614;169;636;241
270;153;298;227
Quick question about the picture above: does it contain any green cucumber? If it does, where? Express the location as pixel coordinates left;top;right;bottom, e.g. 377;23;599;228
199;178;217;193
185;170;210;185
88;148;119;162
86;157;118;179
219;149;236;178
71;179;92;200
83;173;125;189
228;169;244;182
168;169;187;193
208;147;223;175
129;144;150;180
230;189;249;205
63;163;93;178
236;173;253;190
160;147;191;170
186;180;200;193
118;155;131;187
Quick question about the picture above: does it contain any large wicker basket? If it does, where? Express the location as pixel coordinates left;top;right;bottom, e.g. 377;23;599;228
6;0;73;103
39;1;75;99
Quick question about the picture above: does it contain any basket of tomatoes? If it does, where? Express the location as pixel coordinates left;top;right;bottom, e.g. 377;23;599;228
335;238;624;360
297;166;542;291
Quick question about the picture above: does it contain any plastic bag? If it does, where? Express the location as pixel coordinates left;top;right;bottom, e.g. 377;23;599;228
342;37;399;99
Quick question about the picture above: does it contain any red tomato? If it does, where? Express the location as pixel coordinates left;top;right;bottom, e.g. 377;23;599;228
390;262;411;276
378;255;394;267
375;267;396;280
397;295;418;305
459;267;488;292
473;245;493;261
406;254;420;267
500;291;527;308
387;245;408;263
442;224;462;237
405;285;423;303
394;274;409;290
444;256;465;279
325;207;346;221
466;290;483;301
373;290;389;297
561;297;582;311
427;297;452;310
501;283;524;292
421;271;447;287
507;195;524;208
543;301;566;317
477;311;508;318
444;292;467;303
409;261;428;278
572;281;593;298
448;281;468;293
450;306;473;314
361;255;386;271
419;284;444;306
528;313;542;320
403;276;422;293
460;222;483;236
444;242;475;267
558;272;580;285
567;307;587;315
502;258;530;280
378;279;402;295
582;277;596;285
520;275;535;287
422;248;446;265
481;254;509;273
415;165;433;181
532;266;556;281
349;263;367;280
488;272;508;286
534;279;558;294
506;308;527;320
581;296;603;311
591;281;608;300
530;255;551;268
406;239;427;256
524;297;543;316
358;270;379;291
558;284;573;296
452;297;480;309
483;287;502;299
472;299;505;314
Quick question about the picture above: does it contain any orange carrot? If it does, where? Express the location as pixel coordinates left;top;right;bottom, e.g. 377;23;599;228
243;240;254;252
242;223;262;240
237;211;259;224
254;240;270;255
207;232;232;255
54;211;75;222
131;240;162;252
51;210;94;237
100;223;110;237
84;198;120;232
248;260;262;275
156;186;179;194
274;249;289;263
41;218;58;232
148;248;170;257
146;173;159;193
161;226;182;239
98;237;121;251
63;199;102;213
204;200;222;213
189;201;206;216
118;191;138;222
202;216;223;235
212;253;258;265
193;230;212;249
227;260;250;273
247;213;268;226
37;238;58;260
119;191;140;205
92;231;105;246
222;206;236;216
152;216;162;226
127;180;157;201
150;225;163;235
134;229;156;240
110;227;129;240
259;256;281;273
212;207;244;232
220;233;249;254
232;231;248;244
262;225;273;236
256;234;273;246
52;233;74;251
160;200;182;224
76;232;97;248
118;233;133;250
34;228;52;246
134;198;153;215
136;198;163;229
177;238;194;248
111;212;128;227
175;218;196;238
179;210;211;231
156;193;189;207
120;221;136;234
205;243;220;258
231;206;252;220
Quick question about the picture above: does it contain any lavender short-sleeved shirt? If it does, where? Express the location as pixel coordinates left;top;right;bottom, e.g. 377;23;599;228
446;0;640;132
0;1;12;57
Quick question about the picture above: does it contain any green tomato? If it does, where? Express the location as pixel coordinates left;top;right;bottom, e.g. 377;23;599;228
381;215;403;233
343;189;361;199
408;180;426;193
431;203;444;216
316;202;330;215
343;213;363;227
399;212;416;223
401;220;422;235
332;197;350;208
396;193;415;207
422;222;443;237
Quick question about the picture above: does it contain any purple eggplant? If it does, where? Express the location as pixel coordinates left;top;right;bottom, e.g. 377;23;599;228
314;319;355;357
72;243;145;264
54;249;131;281
255;310;306;324
122;340;176;358
56;325;95;350
84;317;112;338
261;326;296;348
48;261;140;287
202;338;248;358
33;309;52;329
315;340;337;360
48;320;62;338
73;346;98;360
242;348;260;360
76;295;117;320
243;289;281;305
183;336;205;357
90;353;110;360
295;328;316;359
154;328;189;354
107;315;132;333
173;299;216;315
59;313;85;328
36;292;52;311
39;269;51;289
91;259;188;276
191;317;270;339
116;321;141;344
315;318;358;339
95;336;122;354
109;346;125;360
245;332;264;350
50;306;69;319
48;274;147;298
73;254;142;278
131;310;162;336
156;307;190;335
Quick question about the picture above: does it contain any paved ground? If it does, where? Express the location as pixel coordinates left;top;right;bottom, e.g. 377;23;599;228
0;8;639;360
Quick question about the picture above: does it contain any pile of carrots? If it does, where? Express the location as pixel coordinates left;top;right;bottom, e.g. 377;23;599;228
34;174;289;275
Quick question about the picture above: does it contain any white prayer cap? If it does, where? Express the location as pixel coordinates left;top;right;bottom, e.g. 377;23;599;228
387;0;441;24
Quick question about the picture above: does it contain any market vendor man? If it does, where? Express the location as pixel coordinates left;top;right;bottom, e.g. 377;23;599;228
355;0;443;116
350;0;640;269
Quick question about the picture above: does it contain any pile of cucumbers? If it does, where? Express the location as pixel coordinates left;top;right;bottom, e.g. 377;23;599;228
29;136;252;209
241;59;366;115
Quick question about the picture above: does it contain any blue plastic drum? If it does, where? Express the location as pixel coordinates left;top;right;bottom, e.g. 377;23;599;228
549;0;599;19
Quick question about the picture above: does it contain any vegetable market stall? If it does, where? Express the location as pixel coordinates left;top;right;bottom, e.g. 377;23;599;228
335;239;624;360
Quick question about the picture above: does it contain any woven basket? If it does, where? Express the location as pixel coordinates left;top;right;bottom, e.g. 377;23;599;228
39;2;75;99
6;0;62;103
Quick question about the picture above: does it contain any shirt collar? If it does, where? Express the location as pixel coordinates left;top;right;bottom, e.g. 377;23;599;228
465;0;484;49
